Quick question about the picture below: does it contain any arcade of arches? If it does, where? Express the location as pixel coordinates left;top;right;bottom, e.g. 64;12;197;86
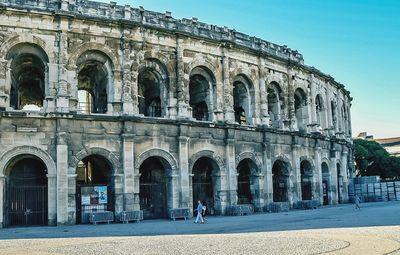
0;0;353;227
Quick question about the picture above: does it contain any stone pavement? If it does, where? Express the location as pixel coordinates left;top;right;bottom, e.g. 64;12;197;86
0;201;399;254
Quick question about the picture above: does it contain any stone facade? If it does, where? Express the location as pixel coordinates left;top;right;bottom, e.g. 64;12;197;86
0;0;353;227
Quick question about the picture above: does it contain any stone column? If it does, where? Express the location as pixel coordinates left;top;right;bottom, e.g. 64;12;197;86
47;174;57;226
176;37;189;118
330;153;339;205
308;74;318;132
258;58;269;125
314;146;323;205
225;129;237;205
45;64;57;112
121;35;134;115
56;138;69;225
0;59;8;109
0;175;4;227
122;134;135;211
221;48;234;123
290;144;301;207
56;27;70;113
287;68;296;131
178;131;190;209
111;69;123;114
341;149;349;203
262;138;273;208
113;173;124;214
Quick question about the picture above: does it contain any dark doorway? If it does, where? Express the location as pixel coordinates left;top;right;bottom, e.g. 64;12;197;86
192;157;215;215
322;162;330;205
6;157;48;227
272;160;289;202
337;163;342;203
139;157;167;219
301;160;313;200
237;160;252;204
75;155;114;224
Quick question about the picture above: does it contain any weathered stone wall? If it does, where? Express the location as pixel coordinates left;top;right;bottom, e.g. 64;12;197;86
0;0;353;226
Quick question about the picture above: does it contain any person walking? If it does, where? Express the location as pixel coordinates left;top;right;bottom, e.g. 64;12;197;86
201;201;207;223
194;200;204;224
355;195;361;210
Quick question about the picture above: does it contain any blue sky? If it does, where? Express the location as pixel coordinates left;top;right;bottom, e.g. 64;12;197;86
99;0;400;138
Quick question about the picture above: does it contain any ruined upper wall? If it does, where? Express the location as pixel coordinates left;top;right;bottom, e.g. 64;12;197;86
0;0;304;63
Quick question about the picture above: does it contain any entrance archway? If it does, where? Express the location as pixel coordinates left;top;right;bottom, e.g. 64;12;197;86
75;155;114;224
139;157;168;219
272;159;289;202
237;160;252;204
5;156;48;226
192;157;220;215
322;162;330;205
300;160;313;200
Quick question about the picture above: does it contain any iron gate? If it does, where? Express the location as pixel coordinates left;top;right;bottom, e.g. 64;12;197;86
6;185;48;226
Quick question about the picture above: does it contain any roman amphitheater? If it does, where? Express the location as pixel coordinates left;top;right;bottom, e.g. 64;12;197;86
0;0;353;227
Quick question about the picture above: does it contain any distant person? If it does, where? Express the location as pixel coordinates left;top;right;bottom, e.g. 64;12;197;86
355;195;361;210
202;201;207;223
194;200;204;224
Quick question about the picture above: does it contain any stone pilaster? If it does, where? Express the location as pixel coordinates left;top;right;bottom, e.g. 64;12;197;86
0;175;4;227
262;139;273;207
290;144;301;207
0;59;8;109
56;140;69;225
221;48;234;123
225;129;237;205
178;134;190;208
258;57;269;125
122;134;135;211
176;37;189;118
47;174;57;226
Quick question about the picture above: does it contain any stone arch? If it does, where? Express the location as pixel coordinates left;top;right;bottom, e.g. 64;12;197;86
185;58;219;78
71;147;121;174
232;73;256;124
189;150;225;174
299;156;315;171
67;42;121;71
0;34;56;63
235;152;262;174
135;149;179;176
271;154;292;175
0;146;56;177
142;51;175;77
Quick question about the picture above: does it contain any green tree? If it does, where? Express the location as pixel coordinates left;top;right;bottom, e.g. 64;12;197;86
354;139;400;179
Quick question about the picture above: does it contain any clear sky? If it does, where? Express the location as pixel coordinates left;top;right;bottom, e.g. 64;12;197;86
99;0;400;138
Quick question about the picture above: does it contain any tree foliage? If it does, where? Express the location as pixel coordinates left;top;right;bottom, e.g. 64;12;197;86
354;139;400;180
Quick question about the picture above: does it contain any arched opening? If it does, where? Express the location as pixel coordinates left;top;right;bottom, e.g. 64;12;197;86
233;75;254;125
77;50;112;114
76;155;114;224
189;67;216;121
237;160;252;204
300;160;313;200
322;162;330;205
192;157;219;215
267;82;283;128
337;163;342;203
294;88;308;132
315;94;326;130
5;156;48;227
7;43;48;111
272;160;289;202
137;60;168;117
139;157;168;219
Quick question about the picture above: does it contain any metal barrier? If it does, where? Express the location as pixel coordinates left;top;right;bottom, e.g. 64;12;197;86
119;211;143;223
227;204;254;216
265;202;290;213
89;211;114;224
169;208;190;221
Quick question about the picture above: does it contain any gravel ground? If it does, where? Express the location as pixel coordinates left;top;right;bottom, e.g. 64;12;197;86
1;226;399;255
1;202;399;255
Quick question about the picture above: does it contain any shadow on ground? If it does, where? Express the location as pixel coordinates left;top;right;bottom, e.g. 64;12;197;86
1;201;399;240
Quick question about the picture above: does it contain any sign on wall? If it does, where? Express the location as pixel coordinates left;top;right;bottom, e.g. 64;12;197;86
81;186;108;205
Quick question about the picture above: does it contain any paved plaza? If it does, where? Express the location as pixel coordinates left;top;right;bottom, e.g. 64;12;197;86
0;201;399;254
